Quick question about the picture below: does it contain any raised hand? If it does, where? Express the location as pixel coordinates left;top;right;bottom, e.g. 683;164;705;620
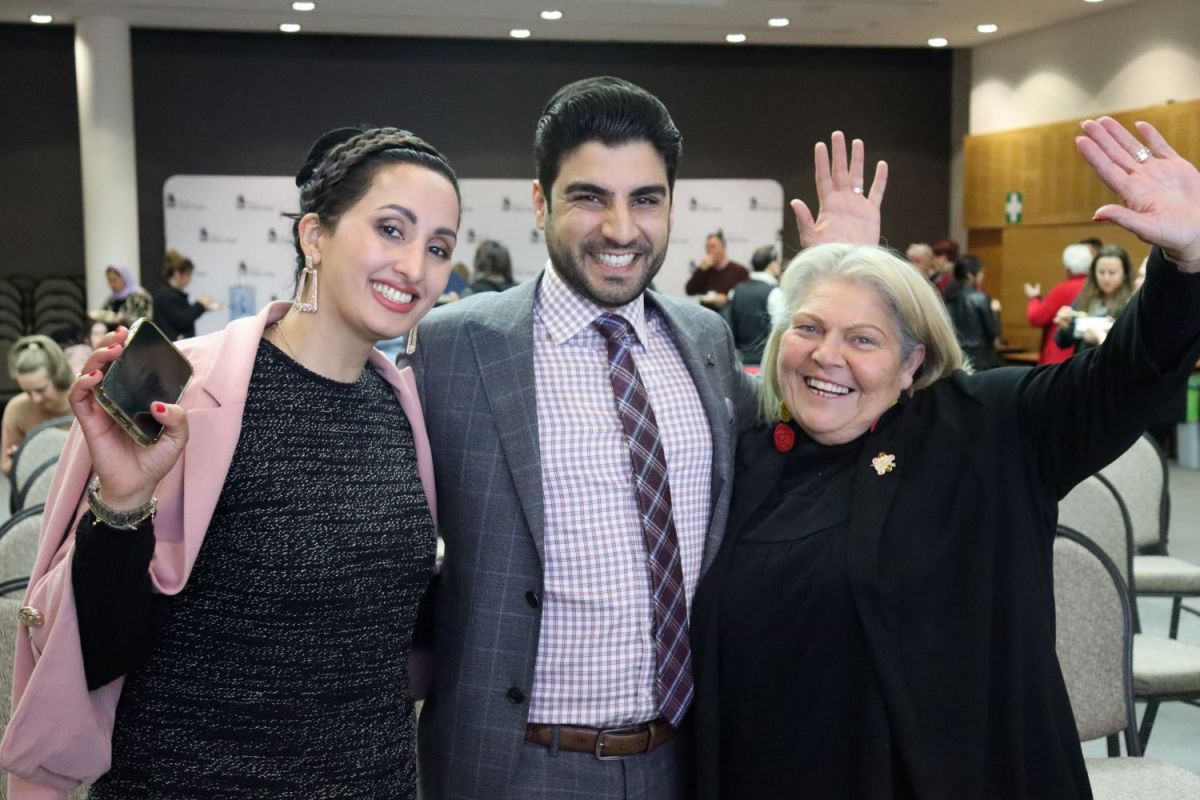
792;131;888;249
1023;283;1041;299
69;327;189;512
1076;117;1200;271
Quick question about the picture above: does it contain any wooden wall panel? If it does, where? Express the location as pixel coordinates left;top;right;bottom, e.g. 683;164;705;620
964;98;1200;230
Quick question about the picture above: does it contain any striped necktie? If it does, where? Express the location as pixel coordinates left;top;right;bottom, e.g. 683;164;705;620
594;312;693;727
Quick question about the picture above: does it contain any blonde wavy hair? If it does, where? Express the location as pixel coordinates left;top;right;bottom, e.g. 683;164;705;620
759;243;967;424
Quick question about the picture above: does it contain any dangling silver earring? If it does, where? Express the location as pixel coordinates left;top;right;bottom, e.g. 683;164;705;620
293;254;319;313
404;324;418;356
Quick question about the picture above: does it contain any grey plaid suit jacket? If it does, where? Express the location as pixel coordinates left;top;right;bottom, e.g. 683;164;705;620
413;276;759;800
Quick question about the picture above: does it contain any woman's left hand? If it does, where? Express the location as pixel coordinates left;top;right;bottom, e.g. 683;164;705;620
1076;117;1200;271
792;131;888;249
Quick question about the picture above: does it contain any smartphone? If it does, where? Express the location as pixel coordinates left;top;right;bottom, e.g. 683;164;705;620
93;318;194;446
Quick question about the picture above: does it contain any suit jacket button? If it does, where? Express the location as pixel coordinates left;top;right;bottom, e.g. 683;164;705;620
507;687;526;704
525;591;540;608
18;606;43;628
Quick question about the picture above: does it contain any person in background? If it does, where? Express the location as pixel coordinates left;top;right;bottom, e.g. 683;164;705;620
943;253;1001;369
1135;254;1149;291
470;239;518;293
1;125;460;799
151;250;221;341
723;243;784;366
692;116;1200;799
48;323;92;374
1054;244;1135;353
930;239;959;293
1080;236;1103;258
89;265;153;328
437;261;472;305
905;242;936;282
1;335;73;475
1023;243;1092;364
685;230;750;311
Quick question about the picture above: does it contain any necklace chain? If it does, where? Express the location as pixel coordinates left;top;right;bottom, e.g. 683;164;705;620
271;321;304;368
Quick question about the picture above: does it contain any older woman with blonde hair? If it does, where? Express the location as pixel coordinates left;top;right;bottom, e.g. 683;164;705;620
692;117;1200;798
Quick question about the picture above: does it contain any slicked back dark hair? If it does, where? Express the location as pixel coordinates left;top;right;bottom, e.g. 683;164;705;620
533;76;682;209
288;126;460;280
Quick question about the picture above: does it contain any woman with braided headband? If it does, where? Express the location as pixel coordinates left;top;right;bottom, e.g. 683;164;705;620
1;127;460;799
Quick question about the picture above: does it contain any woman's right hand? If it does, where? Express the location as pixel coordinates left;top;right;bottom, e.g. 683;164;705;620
1053;305;1075;330
69;327;189;512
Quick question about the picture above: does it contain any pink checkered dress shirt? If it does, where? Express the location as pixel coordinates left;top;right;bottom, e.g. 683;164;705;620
528;263;712;727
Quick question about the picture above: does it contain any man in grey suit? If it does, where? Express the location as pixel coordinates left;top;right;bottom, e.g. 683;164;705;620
413;76;759;800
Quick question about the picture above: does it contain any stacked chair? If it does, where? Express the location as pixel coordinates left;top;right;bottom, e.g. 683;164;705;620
1099;434;1200;638
1053;528;1200;797
9;416;71;513
0;274;88;403
1059;473;1200;750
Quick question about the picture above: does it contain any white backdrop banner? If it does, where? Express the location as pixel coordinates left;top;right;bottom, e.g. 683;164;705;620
164;176;784;337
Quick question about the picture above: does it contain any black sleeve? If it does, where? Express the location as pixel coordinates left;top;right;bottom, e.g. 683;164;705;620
1053;317;1077;350
1017;248;1200;498
154;289;206;334
72;512;169;690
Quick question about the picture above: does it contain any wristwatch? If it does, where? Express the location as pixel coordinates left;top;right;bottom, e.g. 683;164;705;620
87;475;157;530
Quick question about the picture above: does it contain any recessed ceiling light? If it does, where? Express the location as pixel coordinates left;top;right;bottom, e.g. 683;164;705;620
30;13;53;24
279;22;302;33
976;23;998;33
726;33;747;43
768;17;790;28
291;1;315;11
1084;0;1104;3
927;37;949;47
510;28;532;39
540;10;563;21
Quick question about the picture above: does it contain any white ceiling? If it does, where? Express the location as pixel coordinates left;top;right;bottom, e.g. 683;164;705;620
4;0;1142;49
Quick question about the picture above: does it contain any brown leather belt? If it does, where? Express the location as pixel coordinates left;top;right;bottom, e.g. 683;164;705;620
525;717;679;760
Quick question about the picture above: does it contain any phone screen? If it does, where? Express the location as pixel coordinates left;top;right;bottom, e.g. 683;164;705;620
97;320;193;443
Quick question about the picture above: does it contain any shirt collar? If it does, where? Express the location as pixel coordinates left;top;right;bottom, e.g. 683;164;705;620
749;272;778;286
537;259;648;346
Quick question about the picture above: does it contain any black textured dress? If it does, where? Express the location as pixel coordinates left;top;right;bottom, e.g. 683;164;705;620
82;341;435;799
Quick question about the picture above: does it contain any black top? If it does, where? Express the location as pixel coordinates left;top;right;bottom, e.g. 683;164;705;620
76;340;435;799
710;423;915;799
722;278;774;366
151;285;206;340
945;286;1000;369
692;250;1200;800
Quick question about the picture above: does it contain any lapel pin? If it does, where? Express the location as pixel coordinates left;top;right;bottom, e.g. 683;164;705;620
706;353;716;366
871;452;896;476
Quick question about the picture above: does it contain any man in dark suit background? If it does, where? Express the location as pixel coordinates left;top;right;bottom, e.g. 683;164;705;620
413;76;758;800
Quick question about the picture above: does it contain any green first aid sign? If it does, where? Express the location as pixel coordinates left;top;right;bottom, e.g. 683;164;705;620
1005;191;1023;224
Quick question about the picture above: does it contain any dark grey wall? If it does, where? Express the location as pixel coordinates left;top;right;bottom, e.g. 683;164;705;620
4;26;953;283
1;25;83;278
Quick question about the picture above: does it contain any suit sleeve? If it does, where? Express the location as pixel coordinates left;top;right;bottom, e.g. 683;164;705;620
72;513;168;690
1013;248;1200;498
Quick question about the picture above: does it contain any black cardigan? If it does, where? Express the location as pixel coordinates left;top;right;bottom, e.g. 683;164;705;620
692;247;1200;800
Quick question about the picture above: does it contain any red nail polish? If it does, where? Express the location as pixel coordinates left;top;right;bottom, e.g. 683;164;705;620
90;370;100;377
153;402;166;413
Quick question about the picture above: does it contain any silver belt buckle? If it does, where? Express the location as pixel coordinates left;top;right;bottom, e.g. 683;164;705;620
593;723;648;761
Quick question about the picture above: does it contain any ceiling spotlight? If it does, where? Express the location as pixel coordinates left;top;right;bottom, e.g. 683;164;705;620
540;10;563;20
768;17;790;28
976;23;998;33
291;1;315;10
30;13;54;24
726;33;747;43
1084;0;1104;3
510;28;532;39
927;37;949;47
279;22;302;33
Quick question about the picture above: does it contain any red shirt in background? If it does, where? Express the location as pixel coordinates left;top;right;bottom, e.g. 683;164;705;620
1026;274;1087;364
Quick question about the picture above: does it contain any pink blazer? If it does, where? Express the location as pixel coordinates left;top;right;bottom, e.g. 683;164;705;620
0;302;438;798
